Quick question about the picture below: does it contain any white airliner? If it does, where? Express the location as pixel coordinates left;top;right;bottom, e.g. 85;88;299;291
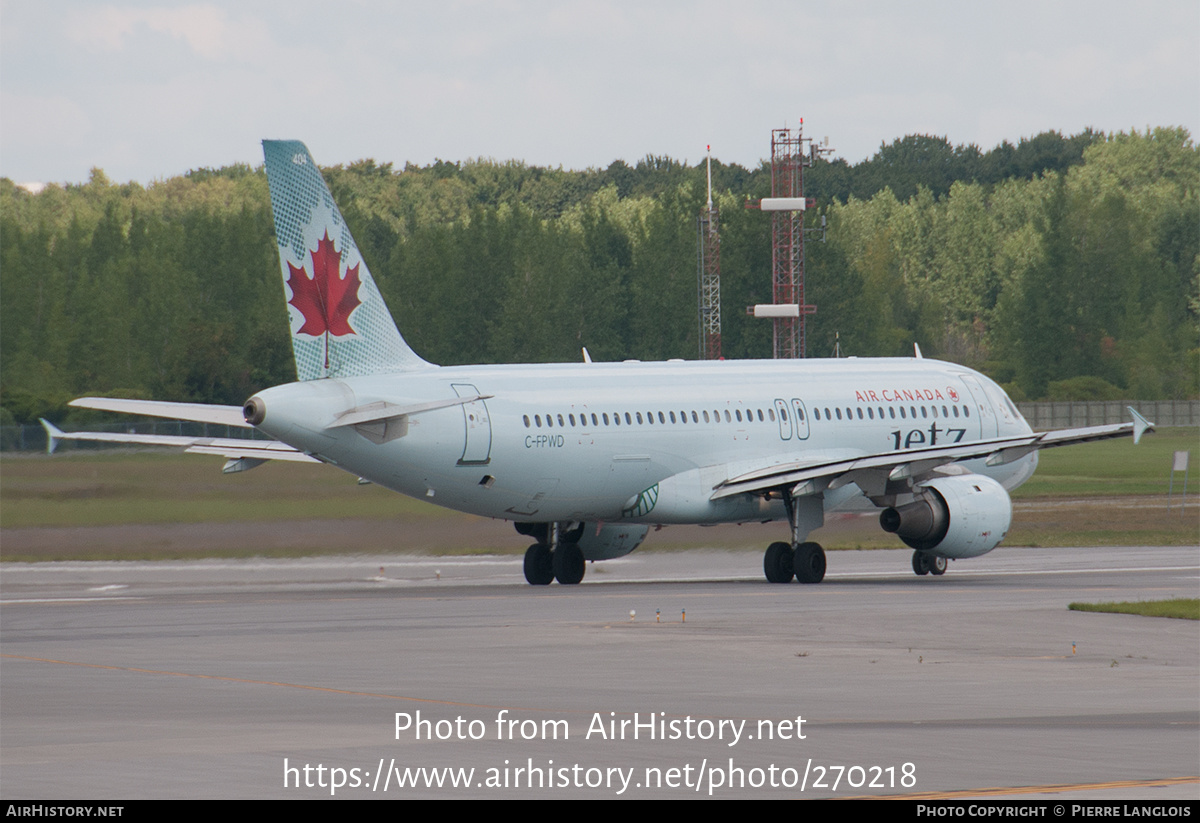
43;140;1153;586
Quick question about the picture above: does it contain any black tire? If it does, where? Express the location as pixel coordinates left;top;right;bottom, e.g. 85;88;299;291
793;541;826;584
929;555;947;576
552;542;585;585
764;541;795;583
912;550;930;576
523;543;553;585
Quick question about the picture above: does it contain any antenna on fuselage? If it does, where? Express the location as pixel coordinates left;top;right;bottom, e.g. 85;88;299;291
914;342;924;359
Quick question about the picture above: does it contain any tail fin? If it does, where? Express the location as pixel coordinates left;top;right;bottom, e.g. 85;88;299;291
262;140;431;381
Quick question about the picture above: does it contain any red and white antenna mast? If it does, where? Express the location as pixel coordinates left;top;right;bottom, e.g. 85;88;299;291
698;145;722;360
746;119;832;358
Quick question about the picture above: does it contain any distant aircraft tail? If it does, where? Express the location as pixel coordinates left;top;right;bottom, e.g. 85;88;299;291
262;140;431;381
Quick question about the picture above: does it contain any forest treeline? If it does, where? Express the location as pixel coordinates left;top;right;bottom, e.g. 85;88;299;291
1;128;1196;424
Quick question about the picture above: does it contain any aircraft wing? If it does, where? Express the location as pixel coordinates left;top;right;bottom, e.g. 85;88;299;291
40;419;315;474
711;408;1153;501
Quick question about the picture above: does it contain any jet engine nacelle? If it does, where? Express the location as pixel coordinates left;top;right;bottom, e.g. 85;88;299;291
577;522;650;561
879;475;1012;559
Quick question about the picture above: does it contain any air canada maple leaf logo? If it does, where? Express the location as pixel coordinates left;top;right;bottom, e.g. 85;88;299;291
287;231;363;369
287;231;362;337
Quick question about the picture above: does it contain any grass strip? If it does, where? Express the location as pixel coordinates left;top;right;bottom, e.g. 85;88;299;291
1068;599;1199;620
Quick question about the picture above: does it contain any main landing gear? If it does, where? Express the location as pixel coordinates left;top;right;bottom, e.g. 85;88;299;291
520;523;586;585
763;491;827;584
763;540;827;584
911;551;947;576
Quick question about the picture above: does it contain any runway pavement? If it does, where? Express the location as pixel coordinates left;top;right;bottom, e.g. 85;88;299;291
2;545;1197;799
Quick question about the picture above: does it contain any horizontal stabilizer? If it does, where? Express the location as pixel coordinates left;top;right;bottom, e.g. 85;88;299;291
70;397;250;428
36;423;314;466
327;395;492;429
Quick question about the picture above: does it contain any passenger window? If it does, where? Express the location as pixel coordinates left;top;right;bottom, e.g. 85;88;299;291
942;405;949;417
964;406;970;417
658;412;665;424
899;407;906;419
797;408;804;421
867;408;874;420
569;414;576;426
835;408;842;420
523;415;530;428
703;410;710;423
535;415;542;427
724;410;731;422
636;412;643;424
856;408;863;419
625;413;632;425
602;413;609;425
558;414;565;427
952;406;959;418
768;409;775;422
591;413;598;426
920;407;927;419
735;410;742;422
814;408;820;420
692;411;699;423
889;407;896;419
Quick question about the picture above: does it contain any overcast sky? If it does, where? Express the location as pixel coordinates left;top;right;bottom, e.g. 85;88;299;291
2;0;1197;186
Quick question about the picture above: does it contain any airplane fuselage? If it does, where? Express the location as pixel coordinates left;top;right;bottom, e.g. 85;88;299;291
251;356;1038;527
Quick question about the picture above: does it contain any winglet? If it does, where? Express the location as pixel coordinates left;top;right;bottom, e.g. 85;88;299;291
582;347;593;364
39;418;63;454
1127;406;1154;445
914;342;923;359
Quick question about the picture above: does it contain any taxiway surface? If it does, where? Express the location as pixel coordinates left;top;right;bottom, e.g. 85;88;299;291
2;546;1197;799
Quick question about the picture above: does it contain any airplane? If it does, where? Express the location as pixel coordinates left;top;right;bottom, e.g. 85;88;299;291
42;139;1155;586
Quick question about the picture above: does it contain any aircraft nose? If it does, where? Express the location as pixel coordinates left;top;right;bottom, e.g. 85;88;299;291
244;395;266;426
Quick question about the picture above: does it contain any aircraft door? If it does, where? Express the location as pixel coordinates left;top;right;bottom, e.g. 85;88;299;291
791;398;810;440
451;383;492;465
958;376;996;438
774;399;793;440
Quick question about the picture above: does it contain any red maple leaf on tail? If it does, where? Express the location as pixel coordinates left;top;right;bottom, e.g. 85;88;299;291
287;231;362;368
287;231;362;336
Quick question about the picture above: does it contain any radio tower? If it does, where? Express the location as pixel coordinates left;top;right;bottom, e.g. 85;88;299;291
697;146;721;360
746;119;832;358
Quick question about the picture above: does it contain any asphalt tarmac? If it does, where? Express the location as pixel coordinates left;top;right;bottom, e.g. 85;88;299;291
1;546;1197;799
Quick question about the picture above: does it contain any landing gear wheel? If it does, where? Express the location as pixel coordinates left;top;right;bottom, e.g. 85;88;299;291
764;541;795;583
523;543;553;585
793;541;826;584
912;551;941;576
912;551;928;575
552;541;585;585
